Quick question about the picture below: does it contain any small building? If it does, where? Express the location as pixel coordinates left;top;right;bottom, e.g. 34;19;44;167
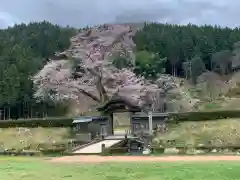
72;116;111;142
131;112;169;135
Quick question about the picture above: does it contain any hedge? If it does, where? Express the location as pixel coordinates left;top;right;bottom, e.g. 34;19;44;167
0;117;73;128
169;109;240;122
1;109;240;128
102;147;128;155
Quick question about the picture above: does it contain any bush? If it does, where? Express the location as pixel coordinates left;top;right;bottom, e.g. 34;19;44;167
203;103;221;110
152;147;164;154
170;110;240;122
102;147;129;155
105;147;128;154
0;117;73;128
39;147;67;154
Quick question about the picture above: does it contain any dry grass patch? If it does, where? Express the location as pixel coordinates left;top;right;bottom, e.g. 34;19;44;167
0;127;72;151
155;119;240;147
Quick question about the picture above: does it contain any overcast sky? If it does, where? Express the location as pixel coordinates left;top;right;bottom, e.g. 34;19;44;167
0;0;238;29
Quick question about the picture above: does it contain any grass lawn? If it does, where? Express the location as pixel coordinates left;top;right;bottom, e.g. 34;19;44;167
0;157;239;180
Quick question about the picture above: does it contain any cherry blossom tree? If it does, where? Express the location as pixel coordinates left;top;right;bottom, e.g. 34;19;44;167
32;24;162;110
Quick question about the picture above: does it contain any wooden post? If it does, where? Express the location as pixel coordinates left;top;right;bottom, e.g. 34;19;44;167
110;113;114;135
130;112;133;135
148;111;153;135
127;141;131;153
101;143;106;153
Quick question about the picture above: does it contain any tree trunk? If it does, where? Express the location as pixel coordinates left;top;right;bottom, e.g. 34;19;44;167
27;102;30;118
17;104;20;119
3;107;5;120
8;107;10;120
172;64;177;77
189;62;192;80
30;104;33;118
42;104;45;118
96;76;108;103
22;102;25;119
185;68;188;79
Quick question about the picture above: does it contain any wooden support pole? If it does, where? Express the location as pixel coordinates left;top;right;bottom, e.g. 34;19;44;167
148;111;153;135
101;143;106;153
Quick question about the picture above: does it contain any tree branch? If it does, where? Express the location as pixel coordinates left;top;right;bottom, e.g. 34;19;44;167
87;67;108;102
75;86;101;103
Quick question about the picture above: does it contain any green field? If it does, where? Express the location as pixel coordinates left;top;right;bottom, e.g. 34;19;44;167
0;157;239;180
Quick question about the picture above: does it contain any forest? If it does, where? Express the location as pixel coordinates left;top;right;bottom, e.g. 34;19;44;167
0;21;76;119
133;23;240;80
1;21;240;119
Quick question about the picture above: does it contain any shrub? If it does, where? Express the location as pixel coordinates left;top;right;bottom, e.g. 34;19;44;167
0;117;73;128
170;110;240;122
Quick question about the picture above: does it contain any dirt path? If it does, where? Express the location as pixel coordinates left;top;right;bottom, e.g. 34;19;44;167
51;155;240;163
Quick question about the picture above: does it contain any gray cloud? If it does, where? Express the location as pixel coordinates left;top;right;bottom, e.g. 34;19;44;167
0;0;238;29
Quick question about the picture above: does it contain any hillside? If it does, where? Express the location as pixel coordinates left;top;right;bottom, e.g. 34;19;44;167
2;21;240;119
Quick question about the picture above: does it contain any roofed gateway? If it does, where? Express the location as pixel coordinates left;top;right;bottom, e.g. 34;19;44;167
97;98;142;136
97;98;170;136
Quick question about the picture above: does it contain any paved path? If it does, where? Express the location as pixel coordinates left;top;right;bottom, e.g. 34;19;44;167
51;155;240;163
73;139;122;154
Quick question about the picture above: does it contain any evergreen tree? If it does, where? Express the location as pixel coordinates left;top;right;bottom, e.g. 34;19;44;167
191;56;206;84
